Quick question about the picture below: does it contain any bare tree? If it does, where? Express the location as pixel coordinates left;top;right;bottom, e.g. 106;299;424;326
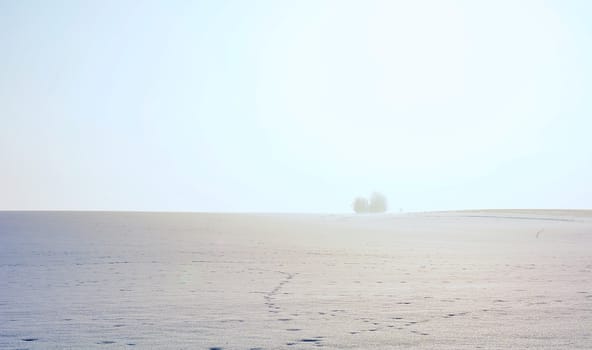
368;192;387;213
352;196;369;213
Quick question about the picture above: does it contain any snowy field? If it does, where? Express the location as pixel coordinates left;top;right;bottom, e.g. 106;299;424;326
1;210;591;349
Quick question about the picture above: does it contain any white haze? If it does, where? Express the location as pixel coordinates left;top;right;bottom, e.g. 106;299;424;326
1;0;591;212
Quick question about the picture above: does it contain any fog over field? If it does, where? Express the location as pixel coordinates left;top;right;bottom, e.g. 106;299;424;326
1;1;592;349
1;0;592;213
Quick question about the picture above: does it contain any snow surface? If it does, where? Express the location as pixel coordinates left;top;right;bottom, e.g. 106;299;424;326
1;210;591;349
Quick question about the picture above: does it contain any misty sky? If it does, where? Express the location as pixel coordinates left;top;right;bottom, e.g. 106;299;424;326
1;0;591;212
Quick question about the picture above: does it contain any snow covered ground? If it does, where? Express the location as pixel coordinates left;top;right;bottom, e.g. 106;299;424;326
1;210;591;349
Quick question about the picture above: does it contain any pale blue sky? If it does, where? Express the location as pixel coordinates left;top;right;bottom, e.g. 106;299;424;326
1;0;591;212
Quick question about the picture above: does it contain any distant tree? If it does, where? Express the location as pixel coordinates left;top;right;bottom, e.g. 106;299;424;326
368;192;387;213
352;196;369;213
